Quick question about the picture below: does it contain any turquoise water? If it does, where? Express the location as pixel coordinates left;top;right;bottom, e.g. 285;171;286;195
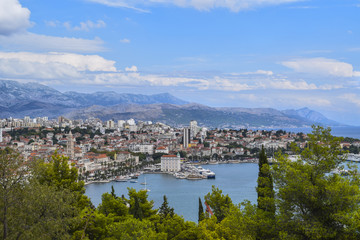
85;163;258;222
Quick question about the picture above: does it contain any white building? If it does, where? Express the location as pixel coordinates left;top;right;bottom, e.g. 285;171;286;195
129;144;154;155
161;153;181;172
0;128;2;143
190;120;199;138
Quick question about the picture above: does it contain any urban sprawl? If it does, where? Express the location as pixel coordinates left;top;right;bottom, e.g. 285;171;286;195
0;116;359;183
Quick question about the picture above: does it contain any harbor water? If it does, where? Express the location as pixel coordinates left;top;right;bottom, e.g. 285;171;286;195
85;163;258;222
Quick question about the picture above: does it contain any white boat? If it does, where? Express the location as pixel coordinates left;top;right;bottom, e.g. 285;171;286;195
141;177;150;192
130;180;137;183
347;153;360;162
197;166;216;179
115;176;130;182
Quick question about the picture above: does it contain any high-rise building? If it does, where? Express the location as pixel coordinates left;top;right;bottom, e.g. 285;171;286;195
190;120;199;138
183;127;190;149
0;128;2;143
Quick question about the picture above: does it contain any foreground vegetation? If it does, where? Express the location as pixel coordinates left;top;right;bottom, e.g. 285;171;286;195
1;126;360;239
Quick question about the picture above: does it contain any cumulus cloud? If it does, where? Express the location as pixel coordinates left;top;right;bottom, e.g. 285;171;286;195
125;66;138;72
86;0;303;12
64;20;106;31
0;52;116;79
282;58;360;77
0;0;31;35
0;32;105;53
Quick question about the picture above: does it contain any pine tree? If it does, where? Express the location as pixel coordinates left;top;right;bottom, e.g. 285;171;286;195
159;195;174;218
130;196;143;220
198;197;205;223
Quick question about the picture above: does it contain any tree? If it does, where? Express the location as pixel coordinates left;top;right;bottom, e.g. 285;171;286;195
34;152;90;209
159;195;174;219
273;126;360;239
97;193;128;218
130;196;143;220
198;197;205;223
0;148;28;239
128;188;156;220
256;146;276;240
257;145;275;215
204;186;233;223
0;149;77;240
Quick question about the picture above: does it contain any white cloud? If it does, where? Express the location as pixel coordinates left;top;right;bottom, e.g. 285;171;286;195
0;0;31;35
125;66;138;72
214;77;252;91
282;58;360;77
91;72;210;89
340;94;360;107
0;52;116;79
86;0;303;12
64;20;106;31
120;38;131;43
268;79;317;90
241;69;273;76
0;32;105;53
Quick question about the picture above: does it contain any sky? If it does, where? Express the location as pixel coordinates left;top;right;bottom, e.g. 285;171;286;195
0;0;360;125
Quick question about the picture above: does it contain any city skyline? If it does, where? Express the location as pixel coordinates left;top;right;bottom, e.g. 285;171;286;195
0;0;360;125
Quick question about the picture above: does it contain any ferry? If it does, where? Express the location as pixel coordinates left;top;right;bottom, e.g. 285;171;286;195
197;166;216;179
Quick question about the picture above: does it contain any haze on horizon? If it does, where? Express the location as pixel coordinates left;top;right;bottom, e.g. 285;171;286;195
0;0;359;126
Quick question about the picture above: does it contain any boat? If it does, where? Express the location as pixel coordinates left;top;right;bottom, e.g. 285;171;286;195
141;177;150;192
130;174;138;179
347;153;360;162
115;176;130;182
130;180;137;183
186;174;203;180
197;166;216;179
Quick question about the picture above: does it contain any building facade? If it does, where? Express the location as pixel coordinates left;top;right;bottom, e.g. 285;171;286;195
161;154;181;172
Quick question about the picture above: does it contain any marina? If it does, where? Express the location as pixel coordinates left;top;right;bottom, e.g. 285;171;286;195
85;163;259;222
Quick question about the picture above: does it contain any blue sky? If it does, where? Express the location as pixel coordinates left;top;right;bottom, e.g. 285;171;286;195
0;0;360;125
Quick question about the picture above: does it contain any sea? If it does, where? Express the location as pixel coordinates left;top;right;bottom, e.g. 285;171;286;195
85;126;360;222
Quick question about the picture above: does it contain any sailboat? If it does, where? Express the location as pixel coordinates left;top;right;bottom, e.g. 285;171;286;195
141;177;150;192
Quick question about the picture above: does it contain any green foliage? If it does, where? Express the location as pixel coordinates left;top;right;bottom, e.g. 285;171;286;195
198;197;205;223
159;195;174;219
106;217;166;240
97;193;128;218
257;146;275;215
128;188;157;220
204;186;233;223
273;125;360;239
0;149;77;240
34;152;90;209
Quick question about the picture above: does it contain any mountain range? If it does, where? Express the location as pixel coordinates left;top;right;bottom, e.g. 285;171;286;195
0;79;343;128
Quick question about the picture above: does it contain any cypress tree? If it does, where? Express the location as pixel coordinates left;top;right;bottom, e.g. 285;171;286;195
198;197;205;222
257;145;275;214
111;185;117;198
